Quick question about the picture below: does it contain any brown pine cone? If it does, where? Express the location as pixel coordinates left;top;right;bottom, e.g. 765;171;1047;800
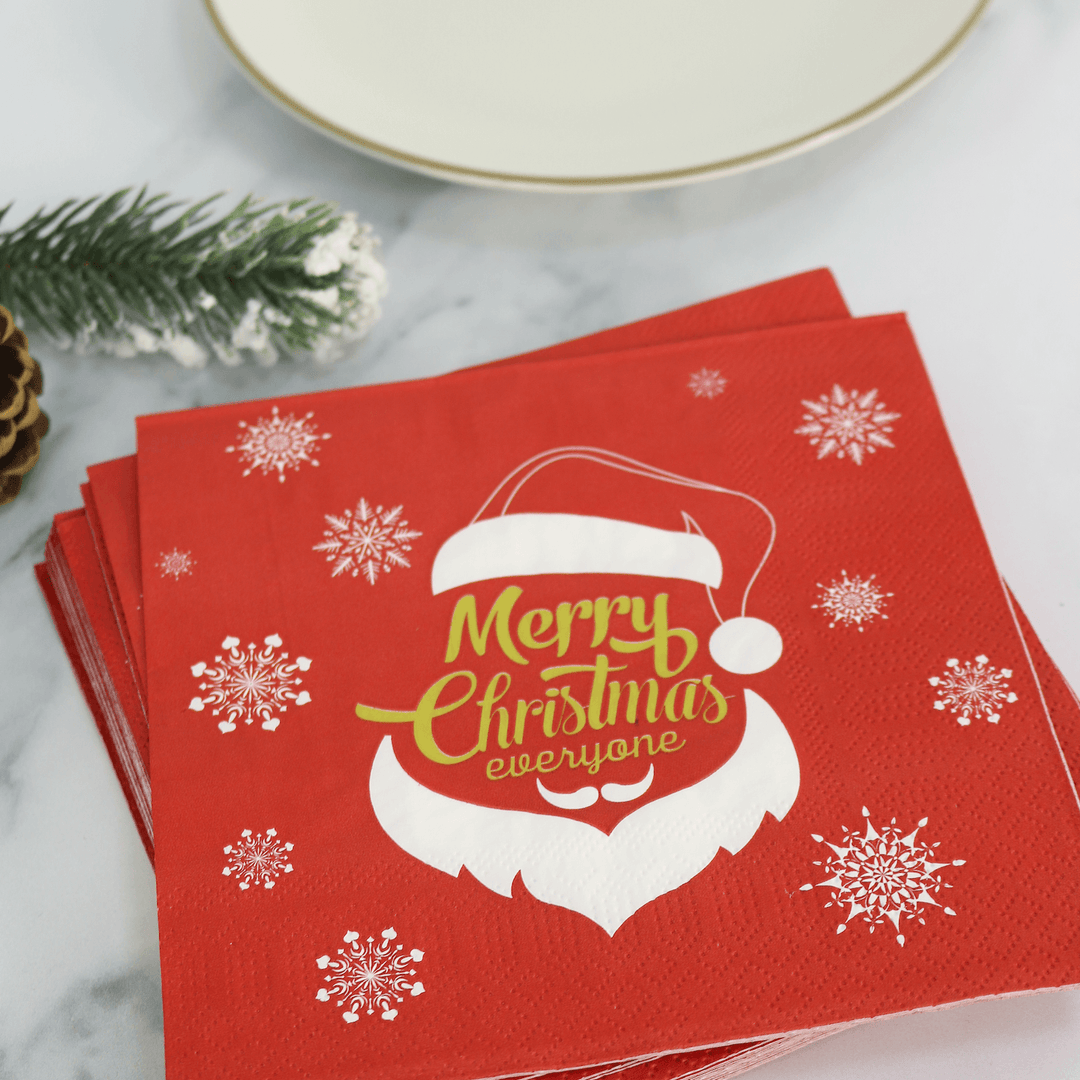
0;306;49;506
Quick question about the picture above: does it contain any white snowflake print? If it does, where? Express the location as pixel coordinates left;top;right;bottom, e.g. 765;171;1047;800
800;807;964;947
929;654;1017;725
225;406;330;482
188;634;312;733
688;368;727;400
223;828;294;890
157;548;195;580
795;385;900;464
316;927;425;1022
812;571;893;631
313;498;422;584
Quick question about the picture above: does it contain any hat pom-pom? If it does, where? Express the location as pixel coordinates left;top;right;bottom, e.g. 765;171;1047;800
709;617;782;674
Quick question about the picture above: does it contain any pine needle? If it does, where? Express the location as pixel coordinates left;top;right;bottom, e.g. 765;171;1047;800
0;188;387;367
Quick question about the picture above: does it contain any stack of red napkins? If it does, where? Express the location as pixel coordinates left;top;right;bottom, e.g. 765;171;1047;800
38;269;1080;1080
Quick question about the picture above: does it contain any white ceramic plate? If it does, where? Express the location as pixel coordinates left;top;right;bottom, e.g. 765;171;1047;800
205;0;989;191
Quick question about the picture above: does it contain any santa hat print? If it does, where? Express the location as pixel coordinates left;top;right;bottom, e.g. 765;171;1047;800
431;446;783;675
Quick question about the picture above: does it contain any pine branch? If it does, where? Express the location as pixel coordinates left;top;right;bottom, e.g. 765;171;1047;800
0;188;387;367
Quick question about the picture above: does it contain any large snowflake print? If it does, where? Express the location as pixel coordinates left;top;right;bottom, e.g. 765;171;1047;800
800;807;964;946
157;548;195;580
795;385;900;464
316;927;425;1022
688;368;727;400
930;654;1017;725
188;634;312;732
313;498;422;584
225;406;330;482
812;571;892;630
223;828;294;890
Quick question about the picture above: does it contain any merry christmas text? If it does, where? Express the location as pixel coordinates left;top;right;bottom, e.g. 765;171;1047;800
356;588;729;778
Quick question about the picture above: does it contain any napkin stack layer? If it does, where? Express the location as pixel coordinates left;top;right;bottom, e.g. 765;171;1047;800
37;269;1080;1080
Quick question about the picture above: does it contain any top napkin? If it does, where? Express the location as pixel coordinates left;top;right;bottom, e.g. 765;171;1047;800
137;312;1080;1080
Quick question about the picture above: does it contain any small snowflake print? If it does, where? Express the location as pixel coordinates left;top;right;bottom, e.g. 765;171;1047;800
189;634;312;732
157;548;195;580
812;571;892;630
316;927;425;1022
314;498;422;584
225;406;330;482
929;654;1017;725
223;828;294;890
800;806;964;947
688;368;727;400
795;385;900;464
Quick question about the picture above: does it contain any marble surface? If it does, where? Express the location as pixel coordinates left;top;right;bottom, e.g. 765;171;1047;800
2;0;1079;1077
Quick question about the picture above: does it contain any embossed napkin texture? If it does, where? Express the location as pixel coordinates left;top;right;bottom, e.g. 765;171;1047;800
37;270;1080;1080
134;311;1080;1080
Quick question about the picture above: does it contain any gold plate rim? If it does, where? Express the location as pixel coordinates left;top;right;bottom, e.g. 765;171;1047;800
203;0;991;192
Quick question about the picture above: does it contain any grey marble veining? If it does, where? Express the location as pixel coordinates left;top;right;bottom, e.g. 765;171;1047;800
2;0;1080;1077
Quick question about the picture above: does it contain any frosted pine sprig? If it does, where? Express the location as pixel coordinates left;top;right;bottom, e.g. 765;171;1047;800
0;189;387;368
